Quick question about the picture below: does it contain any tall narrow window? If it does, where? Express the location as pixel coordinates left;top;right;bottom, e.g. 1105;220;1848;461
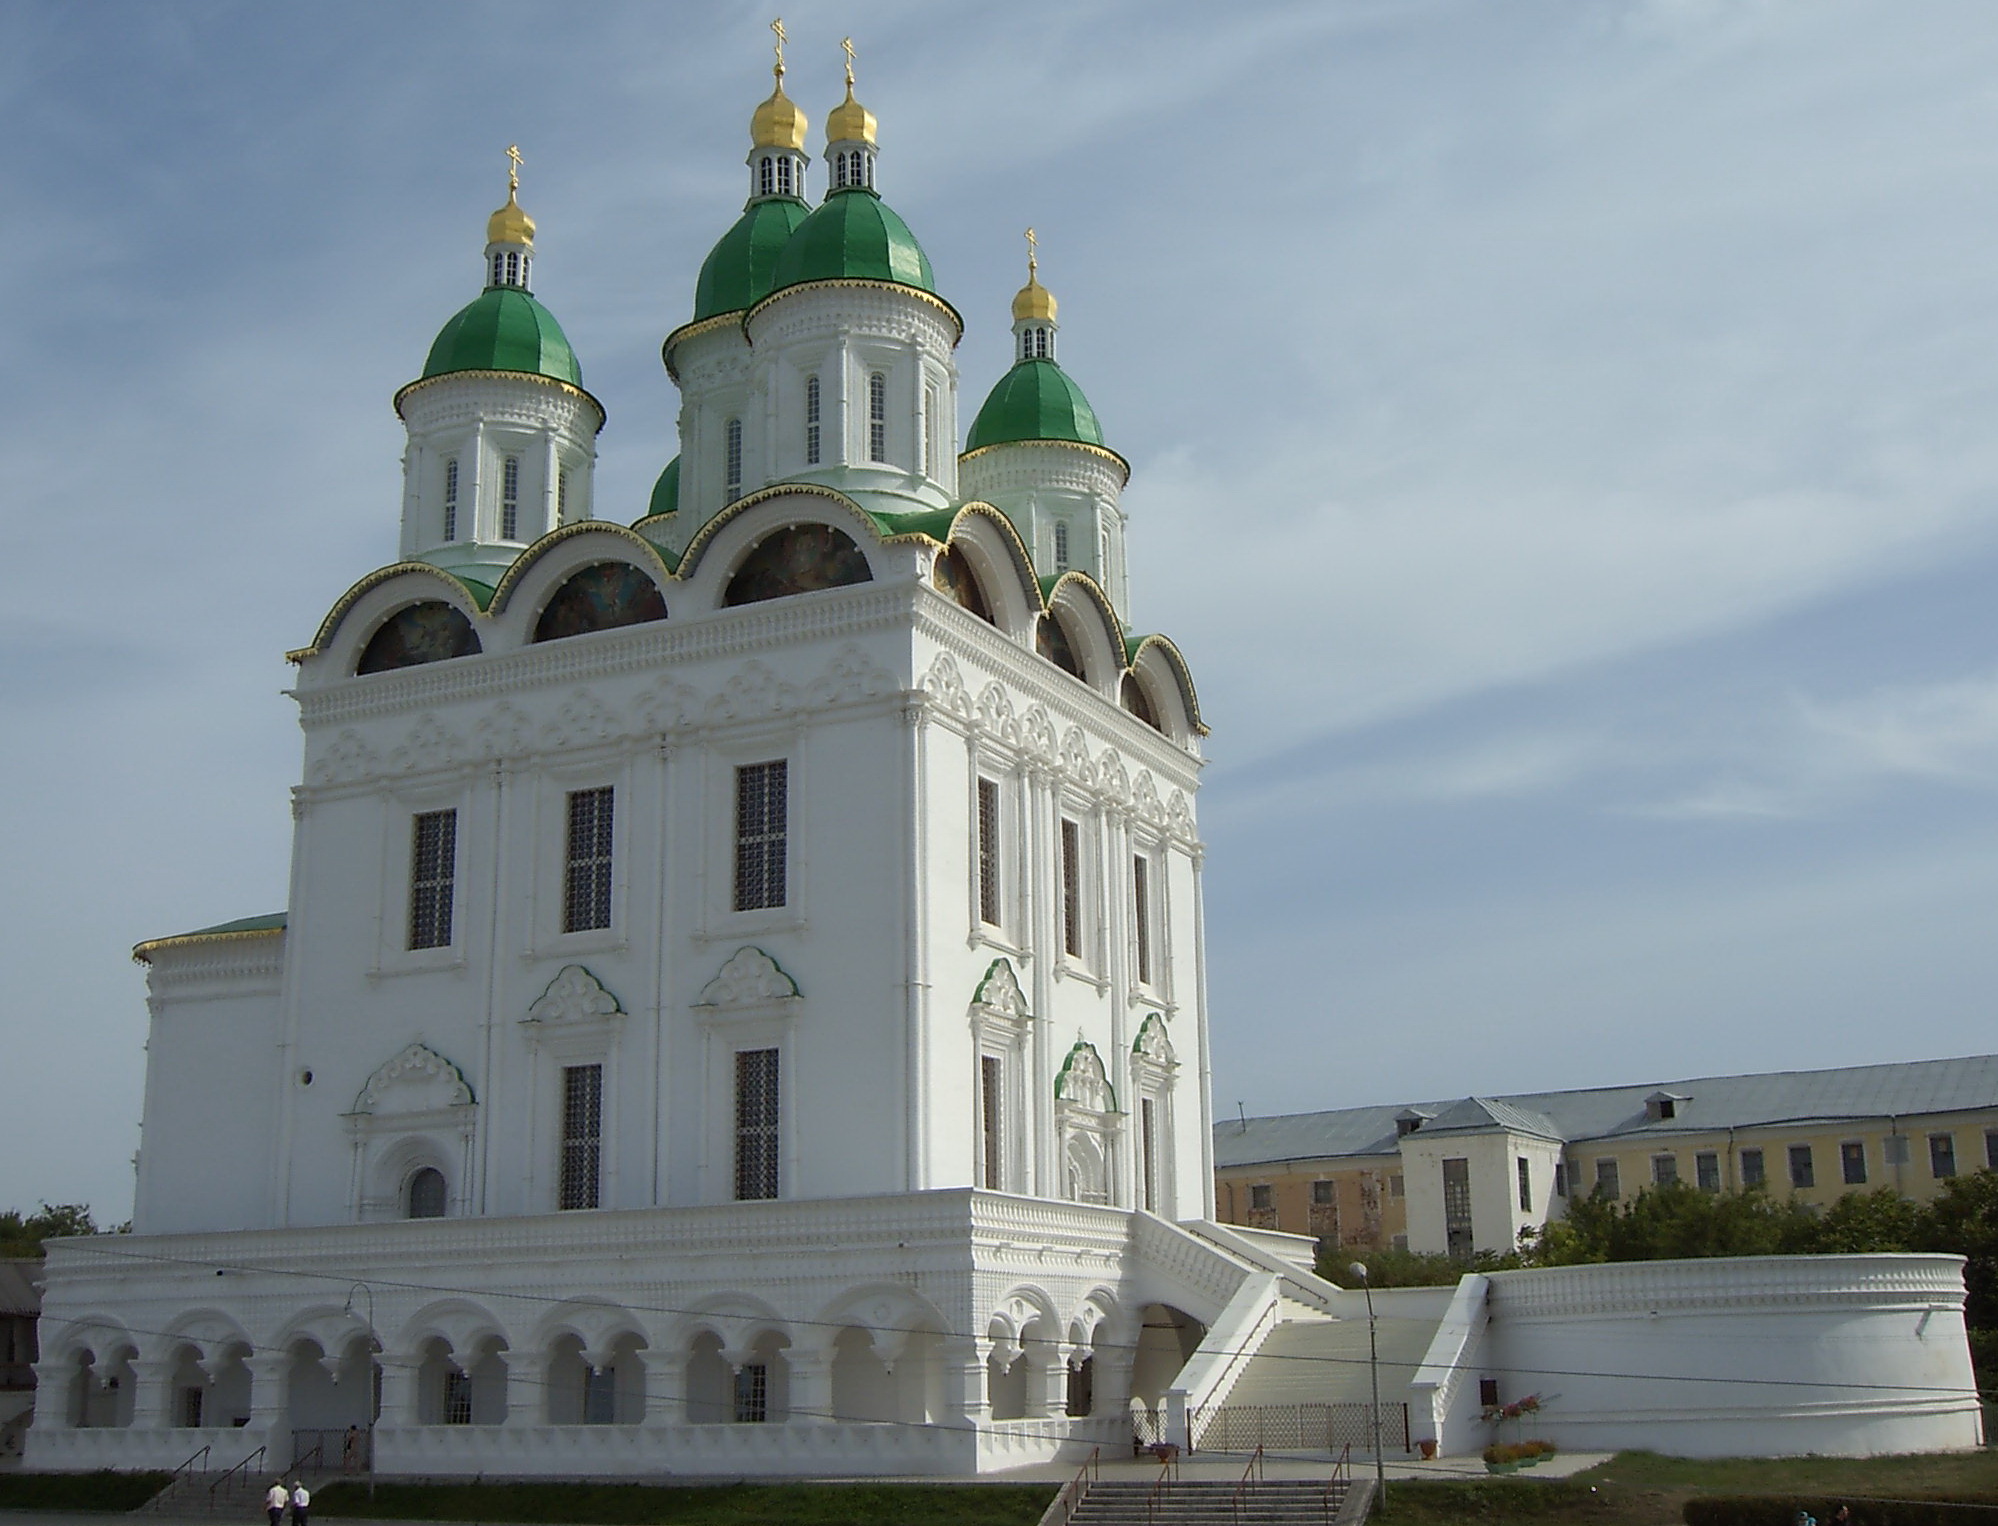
1842;1141;1868;1185
408;810;457;950
583;1367;616;1424
980;1055;1004;1191
724;418;743;502
557;468;570;520
504;250;521;287
563;787;615;933
1595;1158;1621;1200
1931;1133;1957;1179
1141;1096;1159;1213
733;1364;768;1422
734;1048;780;1200
1060;818;1083;958
491;254;505;287
924;385;939;477
442;1370;473;1425
868;372;887;461
1442;1157;1473;1260
1696;1151;1721;1191
976;778;1001;926
1740;1148;1765;1186
501;454;521;540
1132;854;1153;986
442;458;459;542
1053;521;1070;571
407;1167;447;1220
758;155;775;196
804;375;821;464
1789;1144;1815;1188
776;155;793;195
733;761;788;911
559;1063;602;1210
1516;1156;1532;1211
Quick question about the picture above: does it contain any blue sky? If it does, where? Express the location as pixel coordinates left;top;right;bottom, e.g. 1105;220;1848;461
6;0;1998;1217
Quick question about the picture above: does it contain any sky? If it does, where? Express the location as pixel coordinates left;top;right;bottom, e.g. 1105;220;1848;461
6;0;1998;1220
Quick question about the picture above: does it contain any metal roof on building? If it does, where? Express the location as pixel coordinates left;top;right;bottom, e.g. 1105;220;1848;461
0;1259;42;1317
1214;1053;1998;1169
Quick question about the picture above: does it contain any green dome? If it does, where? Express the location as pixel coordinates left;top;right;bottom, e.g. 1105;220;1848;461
694;197;811;320
646;456;680;519
769;187;935;296
966;359;1105;452
422;287;582;386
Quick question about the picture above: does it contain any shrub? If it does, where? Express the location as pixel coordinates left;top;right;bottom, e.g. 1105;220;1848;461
1684;1495;1998;1526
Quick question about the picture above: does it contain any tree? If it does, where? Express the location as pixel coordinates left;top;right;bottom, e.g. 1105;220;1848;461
0;1203;102;1258
1524;1181;1823;1264
1917;1171;1998;1330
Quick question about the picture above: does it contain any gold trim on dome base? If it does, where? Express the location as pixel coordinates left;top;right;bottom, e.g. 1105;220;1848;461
661;311;748;380
745;279;964;342
958;436;1131;487
392;370;606;432
133;925;285;965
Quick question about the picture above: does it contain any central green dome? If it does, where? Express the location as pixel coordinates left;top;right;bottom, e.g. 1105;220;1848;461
966;359;1106;452
694;197;812;320
422;287;582;387
768;187;935;296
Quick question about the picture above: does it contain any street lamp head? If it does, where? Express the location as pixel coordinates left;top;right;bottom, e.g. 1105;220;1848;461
1348;1262;1369;1283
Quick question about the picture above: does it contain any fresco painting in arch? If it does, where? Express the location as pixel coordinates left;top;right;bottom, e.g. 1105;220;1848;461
724;524;873;607
932;544;993;623
533;562;669;643
357;602;481;675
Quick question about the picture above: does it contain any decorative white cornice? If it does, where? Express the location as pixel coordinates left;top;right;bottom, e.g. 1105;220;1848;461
696;947;801;1010
352;1042;476;1113
524;965;625;1025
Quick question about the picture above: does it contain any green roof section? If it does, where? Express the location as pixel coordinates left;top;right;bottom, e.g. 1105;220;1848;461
647;456;681;520
966;358;1106;452
421;286;583;387
454;574;497;610
769;187;935;296
694;197;812;320
175;912;288;938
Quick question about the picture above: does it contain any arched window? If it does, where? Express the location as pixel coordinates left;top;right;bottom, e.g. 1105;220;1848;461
490;253;504;287
932;544;992;624
505;250;521;286
407;1167;447;1220
868;373;887;462
758;155;775;197
725;524;873;606
557;468;570;520
501;455;521;540
776;156;794;196
357;602;481;675
1037;609;1083;680
533;562;668;643
442;458;459;542
1053;521;1070;572
725;418;743;502
804;375;821;465
1121;672;1162;732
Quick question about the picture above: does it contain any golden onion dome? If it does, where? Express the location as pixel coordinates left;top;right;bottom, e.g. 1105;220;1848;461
486;188;536;247
752;74;809;150
826;80;876;146
1012;274;1057;324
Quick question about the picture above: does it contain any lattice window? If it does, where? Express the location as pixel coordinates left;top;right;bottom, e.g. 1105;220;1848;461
1740;1147;1765;1185
734;1048;780;1201
734;1363;768;1422
1053;520;1069;571
1842;1141;1868;1185
804;375;821;464
981;1054;1003;1191
491;254;505;287
1140;1096;1158;1213
1132;855;1153;986
1595;1157;1621;1199
559;1063;602;1210
501;455;521;540
868;372;886;461
1931;1133;1957;1179
563;786;615;933
758;155;775;196
408;810;457;950
733;761;788;911
557;468;570;520
1060;818;1083;957
724;418;743;502
776;156;794;196
442;458;458;541
442;1369;472;1425
1789;1144;1814;1188
1652;1154;1676;1187
976;778;1001;926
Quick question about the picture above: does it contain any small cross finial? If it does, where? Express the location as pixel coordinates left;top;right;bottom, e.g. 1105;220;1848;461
1025;226;1038;278
841;35;856;88
771;17;787;77
505;144;523;196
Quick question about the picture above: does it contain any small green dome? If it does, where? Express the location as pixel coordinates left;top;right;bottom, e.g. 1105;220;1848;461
769;187;935;296
694;197;811;320
646;456;681;519
422;287;582;386
966;359;1105;452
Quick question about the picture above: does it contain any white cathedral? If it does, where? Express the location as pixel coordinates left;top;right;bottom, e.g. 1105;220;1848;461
26;46;1337;1478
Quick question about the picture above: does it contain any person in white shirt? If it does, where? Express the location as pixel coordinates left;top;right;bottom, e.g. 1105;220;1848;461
263;1481;287;1526
288;1481;310;1526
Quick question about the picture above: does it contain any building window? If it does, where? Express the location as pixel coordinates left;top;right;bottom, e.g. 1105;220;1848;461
980;1055;1003;1191
1053;521;1069;572
868;372;887;461
1516;1156;1532;1211
1884;1134;1910;1166
1478;1378;1499;1408
442;1369;472;1425
1132;855;1153;986
178;1386;204;1428
777;155;794;195
1389;1172;1404;1198
804;375;821;464
724;418;743;502
557;468;570;520
1060;818;1083;957
1248;1184;1272;1211
442;458;459;541
1442;1157;1473;1260
501;454;521;540
1841;1141;1868;1186
1696;1151;1720;1192
1312;1179;1335;1205
408;810;457;950
1987;1131;1998;1171
1595;1158;1620;1201
583;1366;616;1424
1740;1148;1765;1187
491;253;505;287
976;778;1001;926
563;786;615;933
406;1167;447;1219
559;1064;603;1210
733;761;788;911
924;385;940;478
1652;1155;1677;1186
1931;1133;1957;1179
733;1363;768;1423
1789;1144;1814;1189
1553;1162;1568;1198
1141;1096;1160;1213
734;1048;780;1200
758;155;775;196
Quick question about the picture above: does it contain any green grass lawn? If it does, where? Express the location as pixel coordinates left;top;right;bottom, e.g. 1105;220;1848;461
312;1479;1057;1526
0;1470;172;1512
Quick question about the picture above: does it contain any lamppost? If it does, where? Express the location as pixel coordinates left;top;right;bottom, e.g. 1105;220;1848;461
340;1282;377;1503
1348;1264;1387;1511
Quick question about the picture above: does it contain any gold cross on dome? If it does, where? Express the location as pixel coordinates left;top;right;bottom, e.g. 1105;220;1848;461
771;17;787;72
1025;226;1038;276
505;144;523;194
841;35;856;86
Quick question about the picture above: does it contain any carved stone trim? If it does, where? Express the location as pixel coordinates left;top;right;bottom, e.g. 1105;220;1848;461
525;965;626;1026
696;947;802;1010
